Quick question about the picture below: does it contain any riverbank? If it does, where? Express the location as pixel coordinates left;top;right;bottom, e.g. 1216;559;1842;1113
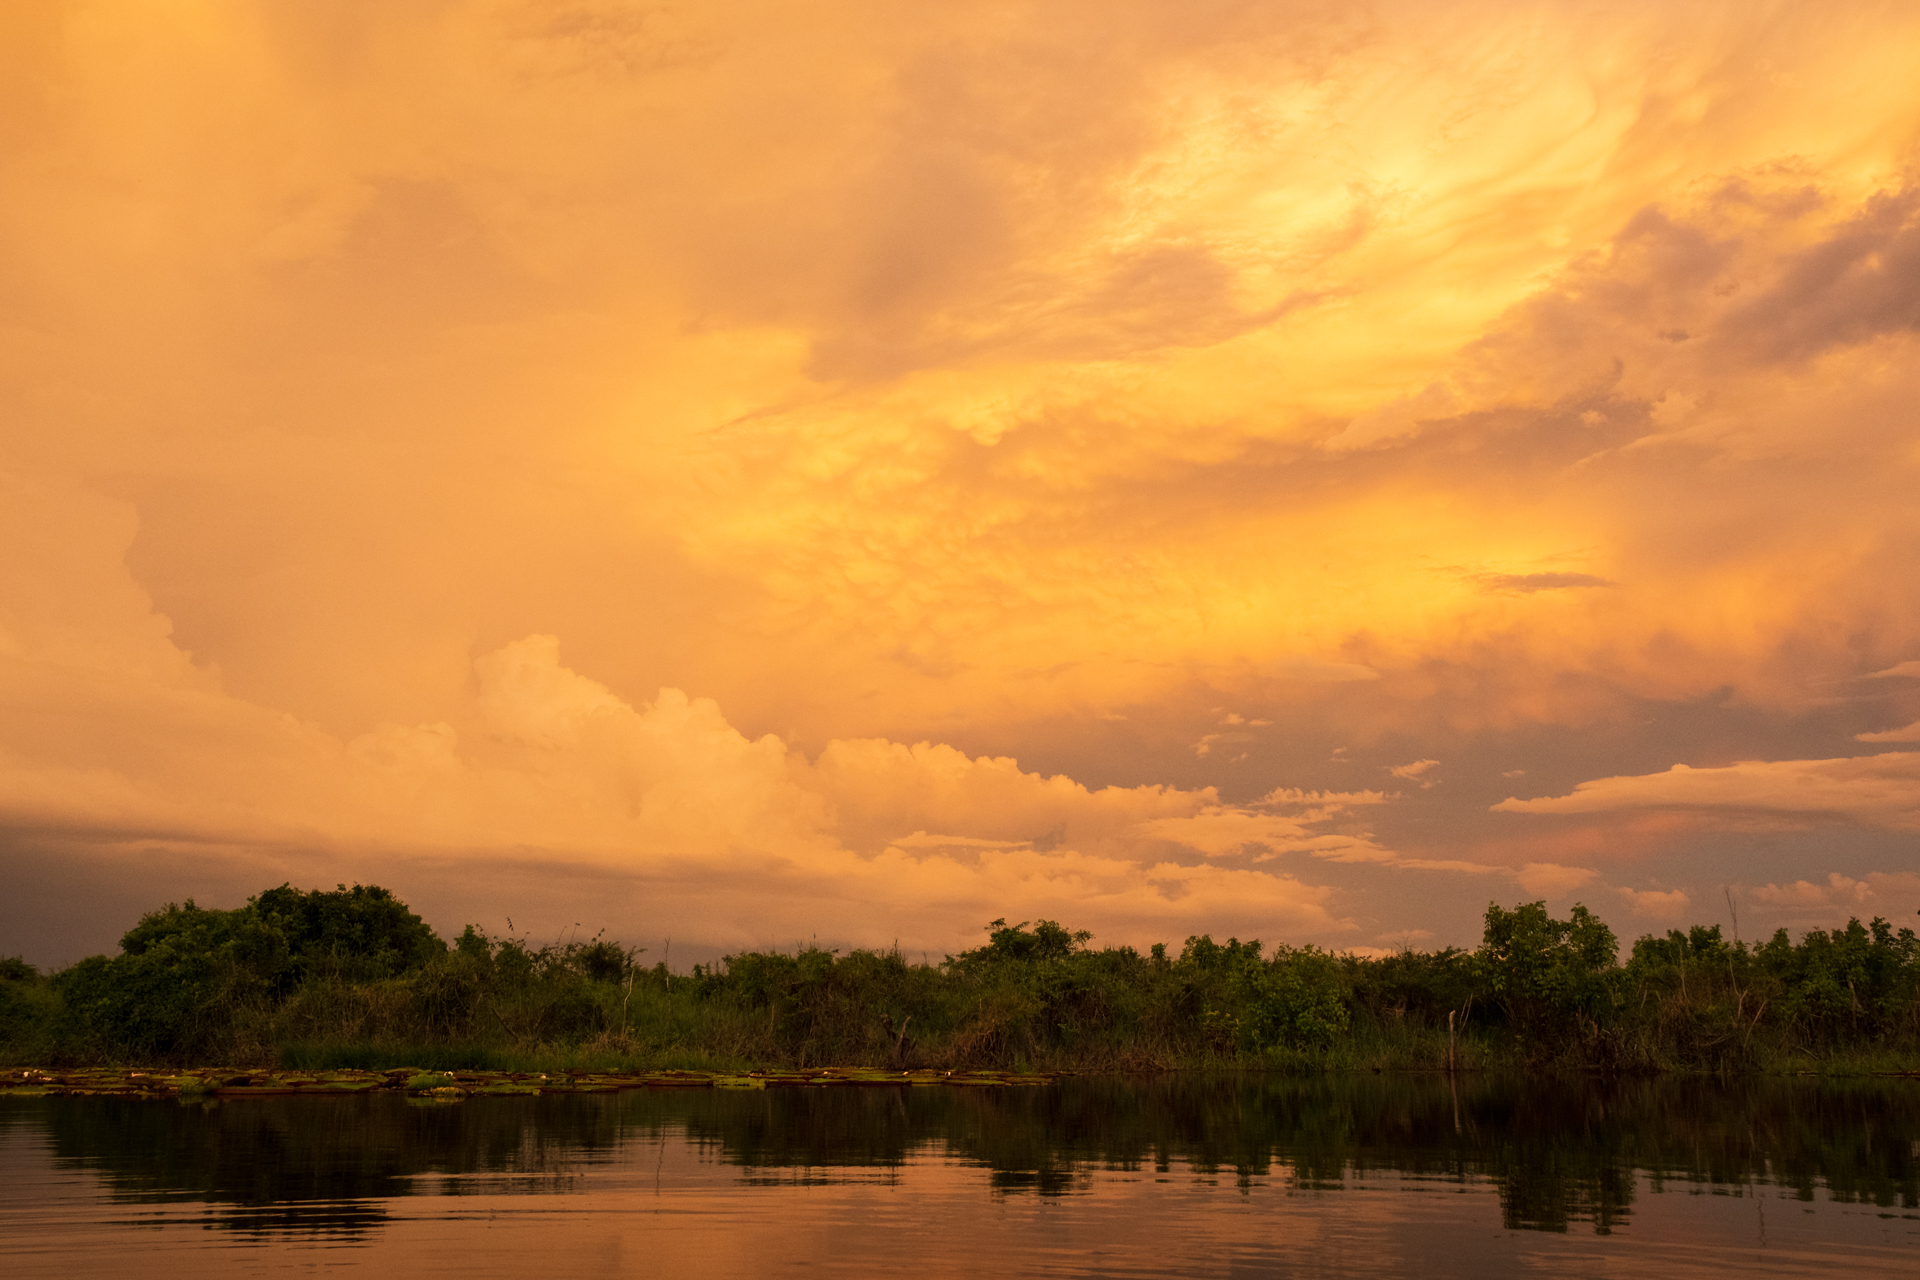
0;1064;1061;1098
5;886;1917;1076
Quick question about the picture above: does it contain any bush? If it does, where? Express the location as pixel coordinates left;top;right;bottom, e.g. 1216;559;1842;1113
251;884;442;986
1477;901;1618;1044
58;902;290;1058
1758;916;1920;1045
0;956;37;982
9;888;1920;1073
1176;936;1349;1052
53;886;442;1060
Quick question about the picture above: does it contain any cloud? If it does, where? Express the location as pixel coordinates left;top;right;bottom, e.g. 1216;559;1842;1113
1716;188;1920;364
885;832;1033;850
1513;863;1599;897
1856;720;1920;743
11;1;1920;754
1388;759;1440;787
1619;886;1690;922
0;602;1353;946
1749;871;1920;917
473;636;631;748
1470;572;1613;595
8;1;1920;955
1131;787;1408;866
1494;754;1920;831
1751;874;1868;908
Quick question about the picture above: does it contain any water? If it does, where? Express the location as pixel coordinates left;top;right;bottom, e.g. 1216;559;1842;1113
2;1075;1916;1277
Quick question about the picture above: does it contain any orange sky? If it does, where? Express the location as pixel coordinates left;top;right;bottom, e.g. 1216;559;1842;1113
4;0;1920;965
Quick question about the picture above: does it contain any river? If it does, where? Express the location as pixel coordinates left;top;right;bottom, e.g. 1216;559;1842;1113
2;1073;1915;1277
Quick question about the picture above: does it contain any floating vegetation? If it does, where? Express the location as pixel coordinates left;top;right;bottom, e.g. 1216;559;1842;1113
0;1065;1059;1100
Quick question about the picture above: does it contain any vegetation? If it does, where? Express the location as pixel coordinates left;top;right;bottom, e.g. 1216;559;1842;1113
3;886;1918;1074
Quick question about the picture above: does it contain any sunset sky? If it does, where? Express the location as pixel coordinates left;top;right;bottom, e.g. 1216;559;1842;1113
4;0;1920;967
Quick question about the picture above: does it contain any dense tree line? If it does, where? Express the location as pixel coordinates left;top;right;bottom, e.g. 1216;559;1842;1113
1;886;1916;1072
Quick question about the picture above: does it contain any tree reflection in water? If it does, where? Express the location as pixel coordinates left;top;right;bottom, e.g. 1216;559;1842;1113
7;1073;1916;1242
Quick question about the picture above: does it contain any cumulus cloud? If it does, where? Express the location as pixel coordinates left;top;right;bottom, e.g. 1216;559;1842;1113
0;574;1354;946
1750;871;1920;918
1751;874;1870;909
1618;886;1690;922
473;637;630;748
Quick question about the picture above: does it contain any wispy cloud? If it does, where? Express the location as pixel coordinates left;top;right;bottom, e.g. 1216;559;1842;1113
1389;760;1440;787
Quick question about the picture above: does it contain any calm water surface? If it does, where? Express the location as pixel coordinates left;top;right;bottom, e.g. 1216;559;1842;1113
2;1075;1916;1277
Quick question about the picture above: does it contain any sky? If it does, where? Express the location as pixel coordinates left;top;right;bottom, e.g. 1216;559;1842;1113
3;0;1920;968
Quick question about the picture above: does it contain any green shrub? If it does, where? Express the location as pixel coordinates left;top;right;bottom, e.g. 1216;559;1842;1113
0;956;37;982
1477;901;1619;1044
9;888;1920;1074
58;903;288;1058
250;884;442;986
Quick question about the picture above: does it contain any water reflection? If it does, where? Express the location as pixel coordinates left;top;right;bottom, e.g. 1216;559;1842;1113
9;1076;1918;1227
1;1074;1915;1274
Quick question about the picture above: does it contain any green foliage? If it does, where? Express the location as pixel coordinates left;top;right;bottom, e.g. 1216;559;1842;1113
57;900;291;1058
1758;916;1920;1042
0;959;60;1064
1176;936;1349;1052
1345;945;1478;1030
1477;901;1619;1043
1618;912;1920;1071
249;884;442;985
977;919;1091;964
0;955;37;982
49;885;441;1060
7;890;1920;1075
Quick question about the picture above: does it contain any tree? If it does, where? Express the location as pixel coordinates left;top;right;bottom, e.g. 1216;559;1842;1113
1477;901;1618;1042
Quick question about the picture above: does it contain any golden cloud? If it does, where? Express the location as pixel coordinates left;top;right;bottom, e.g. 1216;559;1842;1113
1495;754;1920;831
6;1;1920;949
